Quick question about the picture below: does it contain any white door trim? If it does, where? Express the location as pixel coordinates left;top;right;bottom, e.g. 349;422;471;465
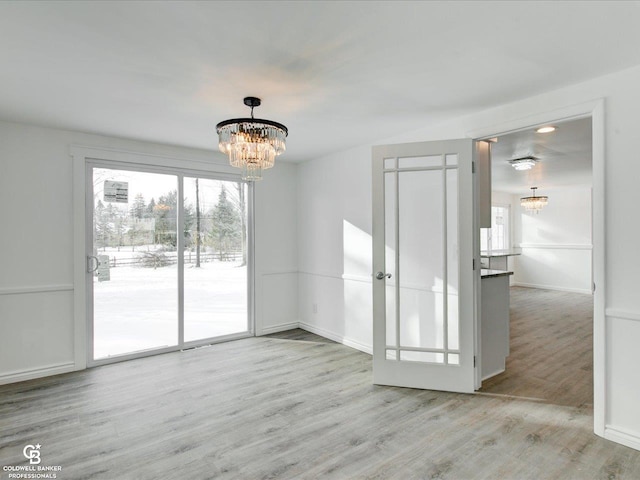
466;98;606;438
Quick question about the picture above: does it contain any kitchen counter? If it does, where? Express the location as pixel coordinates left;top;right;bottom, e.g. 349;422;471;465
481;269;513;278
480;250;521;271
480;249;521;258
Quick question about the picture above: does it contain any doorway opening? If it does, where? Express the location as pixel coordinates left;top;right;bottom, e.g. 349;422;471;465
476;116;595;409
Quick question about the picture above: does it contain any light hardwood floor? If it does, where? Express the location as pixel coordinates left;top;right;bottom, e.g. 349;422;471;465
480;286;593;408
2;326;639;479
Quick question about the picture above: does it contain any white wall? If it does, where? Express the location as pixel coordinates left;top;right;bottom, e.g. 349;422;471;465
510;186;592;293
487;191;517;284
297;145;373;352
0;121;297;383
298;63;640;449
254;164;299;334
491;191;512;206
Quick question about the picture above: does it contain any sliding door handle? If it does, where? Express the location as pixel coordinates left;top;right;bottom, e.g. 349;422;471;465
87;256;99;273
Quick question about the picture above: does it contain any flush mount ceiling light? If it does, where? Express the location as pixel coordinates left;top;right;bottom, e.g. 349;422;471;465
216;97;288;181
509;156;538;171
536;126;556;134
521;187;548;213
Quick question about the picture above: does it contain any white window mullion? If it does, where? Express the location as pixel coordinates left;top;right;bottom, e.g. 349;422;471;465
177;173;185;347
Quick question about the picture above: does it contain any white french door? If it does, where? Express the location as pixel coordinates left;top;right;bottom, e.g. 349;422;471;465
86;162;252;365
372;139;478;393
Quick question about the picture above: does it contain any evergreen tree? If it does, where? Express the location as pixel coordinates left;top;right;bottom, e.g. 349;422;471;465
210;185;241;260
94;200;111;250
183;202;195;241
131;193;146;219
154;191;177;247
151;190;194;248
114;208;128;248
145;198;156;219
235;183;247;266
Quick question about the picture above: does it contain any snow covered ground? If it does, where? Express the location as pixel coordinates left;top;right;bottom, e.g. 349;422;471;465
93;253;247;359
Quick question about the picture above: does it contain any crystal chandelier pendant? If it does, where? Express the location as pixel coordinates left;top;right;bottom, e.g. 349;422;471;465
520;187;548;213
509;157;537;170
216;97;288;181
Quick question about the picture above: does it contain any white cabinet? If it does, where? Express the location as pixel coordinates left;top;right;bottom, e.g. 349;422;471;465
480;271;511;380
477;140;492;228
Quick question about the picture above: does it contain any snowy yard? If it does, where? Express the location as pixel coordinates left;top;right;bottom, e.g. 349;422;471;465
93;254;247;359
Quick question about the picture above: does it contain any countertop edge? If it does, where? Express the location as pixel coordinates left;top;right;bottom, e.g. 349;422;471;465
481;269;514;279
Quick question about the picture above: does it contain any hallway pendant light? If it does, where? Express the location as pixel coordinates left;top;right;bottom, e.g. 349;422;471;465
216;97;288;181
509;156;537;171
521;187;548;213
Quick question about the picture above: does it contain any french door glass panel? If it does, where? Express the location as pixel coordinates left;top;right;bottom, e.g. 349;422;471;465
386;167;459;359
92;168;179;359
183;178;249;342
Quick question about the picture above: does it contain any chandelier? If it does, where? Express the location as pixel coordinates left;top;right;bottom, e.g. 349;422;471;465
509;156;537;170
521;187;548;213
216;97;288;181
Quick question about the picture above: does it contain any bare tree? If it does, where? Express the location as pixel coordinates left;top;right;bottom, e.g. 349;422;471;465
195;178;201;267
233;183;247;266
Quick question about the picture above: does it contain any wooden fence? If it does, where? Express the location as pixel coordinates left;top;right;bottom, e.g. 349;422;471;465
104;251;243;268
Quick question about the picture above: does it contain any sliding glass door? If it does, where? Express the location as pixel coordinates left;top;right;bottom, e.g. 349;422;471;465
183;177;249;342
89;165;251;363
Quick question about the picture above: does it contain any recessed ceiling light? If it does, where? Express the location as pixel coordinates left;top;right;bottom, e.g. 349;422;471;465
536;126;556;134
508;156;537;170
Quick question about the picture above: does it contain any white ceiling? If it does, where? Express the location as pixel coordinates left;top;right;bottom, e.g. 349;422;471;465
491;117;592;194
0;1;639;162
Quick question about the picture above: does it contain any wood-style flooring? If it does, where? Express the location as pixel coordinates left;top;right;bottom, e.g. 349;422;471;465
481;286;593;408
2;324;639;479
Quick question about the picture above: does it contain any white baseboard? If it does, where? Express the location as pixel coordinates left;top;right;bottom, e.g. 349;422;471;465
482;368;506;381
0;362;77;385
299;322;372;355
605;309;640;323
605;425;640;452
511;282;592;295
259;322;300;336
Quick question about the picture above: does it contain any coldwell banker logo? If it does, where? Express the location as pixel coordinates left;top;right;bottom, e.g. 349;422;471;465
2;444;63;479
23;445;41;465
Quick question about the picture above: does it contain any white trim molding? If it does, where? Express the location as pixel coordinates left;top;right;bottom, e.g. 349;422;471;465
518;243;593;250
466;99;604;139
258;320;375;356
512;282;593;295
0;284;73;296
261;270;298;276
298;270;343;281
69;144;229;170
341;273;373;284
605;309;640;323
605;426;640;452
260;322;300;335
0;362;77;385
299;322;372;355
